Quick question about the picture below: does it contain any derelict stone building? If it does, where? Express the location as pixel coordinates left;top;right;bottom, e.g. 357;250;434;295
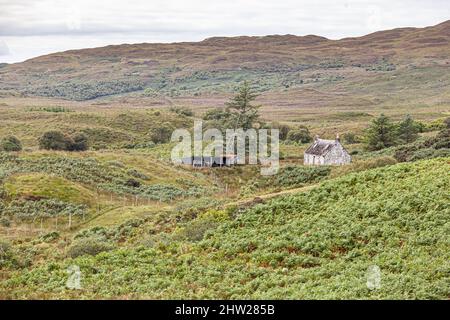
304;135;351;165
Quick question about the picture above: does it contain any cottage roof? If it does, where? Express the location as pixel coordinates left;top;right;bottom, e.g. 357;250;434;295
304;138;338;156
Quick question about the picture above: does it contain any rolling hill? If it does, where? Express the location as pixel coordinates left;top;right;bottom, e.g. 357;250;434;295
0;20;449;106
1;157;448;299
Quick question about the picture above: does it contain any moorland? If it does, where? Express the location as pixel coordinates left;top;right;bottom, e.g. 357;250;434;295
0;21;449;299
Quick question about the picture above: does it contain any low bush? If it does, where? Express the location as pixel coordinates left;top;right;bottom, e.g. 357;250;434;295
39;131;89;151
0;136;22;152
0;216;11;227
0;239;14;268
169;106;194;117
342;132;361;144
287;127;312;144
67;237;114;258
2;199;88;220
39;131;70;150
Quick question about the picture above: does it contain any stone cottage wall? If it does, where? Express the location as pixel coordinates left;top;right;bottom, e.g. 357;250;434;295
323;143;351;165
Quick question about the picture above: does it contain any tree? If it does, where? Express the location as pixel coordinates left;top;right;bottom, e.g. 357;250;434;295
397;114;419;143
287;126;312;144
69;133;89;151
364;114;397;151
39;131;70;150
226;81;261;130
0;135;22;151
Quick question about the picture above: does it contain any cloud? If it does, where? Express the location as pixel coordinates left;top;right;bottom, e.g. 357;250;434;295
0;40;10;55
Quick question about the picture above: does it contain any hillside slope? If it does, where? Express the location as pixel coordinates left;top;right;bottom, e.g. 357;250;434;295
0;21;449;103
2;157;448;299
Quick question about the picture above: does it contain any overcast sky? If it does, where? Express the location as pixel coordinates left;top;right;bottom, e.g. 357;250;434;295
0;0;449;63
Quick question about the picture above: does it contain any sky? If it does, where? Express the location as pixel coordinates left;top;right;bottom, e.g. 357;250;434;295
0;0;449;63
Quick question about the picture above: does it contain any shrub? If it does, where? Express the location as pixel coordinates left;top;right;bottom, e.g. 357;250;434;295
127;169;149;180
0;216;11;227
69;133;89;151
342;132;360;144
67;237;114;258
0;240;11;258
355;156;397;170
287;127;312;143
3;199;87;220
74;226;115;241
274;166;330;187
394;127;450;162
125;178;141;188
0;239;14;268
169;106;194;117
240;165;331;196
0;136;22;152
39;131;89;151
40;231;60;242
147;122;175;144
174;210;228;242
39;131;70;150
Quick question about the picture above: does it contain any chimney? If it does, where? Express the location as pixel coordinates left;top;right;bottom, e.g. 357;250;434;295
335;133;340;142
314;135;319;141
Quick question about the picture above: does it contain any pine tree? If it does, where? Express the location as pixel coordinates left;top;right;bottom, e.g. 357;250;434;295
397;114;419;143
364;114;397;151
226;81;261;130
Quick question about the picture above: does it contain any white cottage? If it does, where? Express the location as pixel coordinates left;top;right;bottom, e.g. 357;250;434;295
304;135;351;165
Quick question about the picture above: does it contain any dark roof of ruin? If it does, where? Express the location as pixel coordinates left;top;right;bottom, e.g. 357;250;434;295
304;138;339;156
